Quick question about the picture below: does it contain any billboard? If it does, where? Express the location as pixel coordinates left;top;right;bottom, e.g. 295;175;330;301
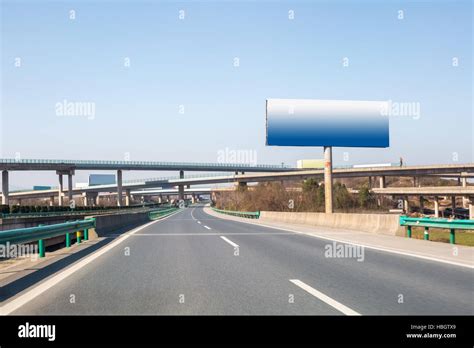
266;99;389;147
33;185;52;190
89;174;116;186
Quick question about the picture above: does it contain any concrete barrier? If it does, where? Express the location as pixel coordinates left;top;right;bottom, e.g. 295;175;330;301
259;211;405;236
86;211;151;238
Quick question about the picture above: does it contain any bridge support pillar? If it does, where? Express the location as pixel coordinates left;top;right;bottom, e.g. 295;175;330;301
461;174;468;208
158;195;162;204
58;174;64;206
419;196;424;214
1;170;9;205
403;196;410;214
434;196;440;218
191;194;196;204
178;170;185;200
68;173;73;203
469;201;474;220
125;189;131;206
324;146;333;214
379;176;386;189
117;170;123;206
95;194;100;206
82;193;88;206
49;196;55;207
451;196;456;211
413;177;417;187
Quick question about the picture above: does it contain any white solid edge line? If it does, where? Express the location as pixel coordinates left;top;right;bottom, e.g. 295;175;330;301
0;209;183;315
203;209;474;269
204;225;211;230
220;236;239;248
290;279;360;316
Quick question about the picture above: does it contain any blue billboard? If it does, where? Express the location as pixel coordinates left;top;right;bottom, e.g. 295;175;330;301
89;174;116;186
265;99;389;147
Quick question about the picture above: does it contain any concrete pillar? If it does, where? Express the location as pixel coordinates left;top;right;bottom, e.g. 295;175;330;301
434;196;440;218
419;196;424;214
469;200;474;220
403;196;410;214
49;196;55;207
158;195;162;204
413;177;417;187
68;173;73;202
125;189;131;206
178;170;184;201
451;196;456;210
379;176;386;189
368;176;372;189
324;146;333;214
117;170;123;206
58;174;64;206
191;194;196;204
1;170;9;205
82;193;88;206
95;194;101;206
461;174;468;208
17;198;22;206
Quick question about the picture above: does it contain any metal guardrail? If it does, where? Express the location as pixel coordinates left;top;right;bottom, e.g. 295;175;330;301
0;219;96;257
399;216;474;244
0;205;166;219
148;207;180;220
211;207;260;219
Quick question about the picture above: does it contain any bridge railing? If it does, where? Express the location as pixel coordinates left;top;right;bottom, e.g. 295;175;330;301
211;207;260;219
399;216;474;244
0;158;294;169
0;219;96;258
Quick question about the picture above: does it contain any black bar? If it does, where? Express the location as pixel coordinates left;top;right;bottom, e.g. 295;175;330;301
0;316;472;346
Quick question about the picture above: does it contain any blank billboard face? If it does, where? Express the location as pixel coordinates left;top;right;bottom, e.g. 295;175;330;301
266;99;389;147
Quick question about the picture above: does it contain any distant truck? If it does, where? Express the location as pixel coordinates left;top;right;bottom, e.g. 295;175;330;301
89;174;116;186
33;185;52;190
296;159;324;169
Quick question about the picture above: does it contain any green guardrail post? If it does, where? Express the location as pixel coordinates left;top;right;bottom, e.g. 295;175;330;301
66;233;71;248
450;228;455;244
76;231;82;244
38;239;45;258
37;224;45;258
84;228;89;241
424;227;429;241
406;226;412;238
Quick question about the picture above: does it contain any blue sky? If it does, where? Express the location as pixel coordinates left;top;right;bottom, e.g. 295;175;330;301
1;0;472;188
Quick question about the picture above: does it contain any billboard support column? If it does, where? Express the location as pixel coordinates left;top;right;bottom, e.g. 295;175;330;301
324;146;333;214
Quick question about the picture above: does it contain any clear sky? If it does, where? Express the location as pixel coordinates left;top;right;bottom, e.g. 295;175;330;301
1;0;472;189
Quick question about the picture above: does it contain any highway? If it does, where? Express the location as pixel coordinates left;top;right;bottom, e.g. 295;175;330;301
7;206;473;315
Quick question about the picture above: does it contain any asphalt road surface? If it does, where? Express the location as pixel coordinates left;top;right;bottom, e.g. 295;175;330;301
9;207;474;315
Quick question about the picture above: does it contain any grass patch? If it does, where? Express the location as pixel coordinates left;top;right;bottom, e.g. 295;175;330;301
408;227;474;247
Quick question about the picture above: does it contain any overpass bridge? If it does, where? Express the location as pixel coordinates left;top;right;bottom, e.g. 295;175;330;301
2;161;474;211
0;159;295;207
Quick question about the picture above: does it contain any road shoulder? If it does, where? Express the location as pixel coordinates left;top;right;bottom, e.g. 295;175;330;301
203;207;474;268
